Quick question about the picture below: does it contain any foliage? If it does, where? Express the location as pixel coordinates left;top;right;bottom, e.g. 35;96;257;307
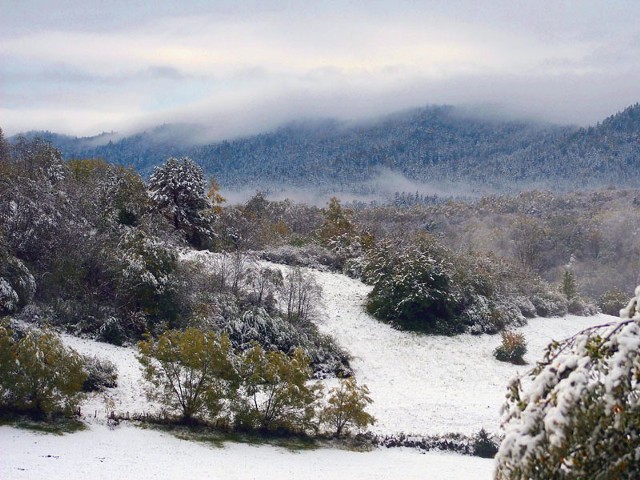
495;286;640;479
234;344;321;433
362;237;532;334
493;331;527;365
364;237;463;334
320;377;375;437
561;270;578;300
598;287;630;316
148;156;214;248
138;328;234;423
116;230;180;329
472;428;499;458
0;325;87;416
82;356;118;392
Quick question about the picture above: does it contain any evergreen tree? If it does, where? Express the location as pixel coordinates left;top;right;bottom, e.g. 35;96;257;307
148;157;214;247
495;286;640;479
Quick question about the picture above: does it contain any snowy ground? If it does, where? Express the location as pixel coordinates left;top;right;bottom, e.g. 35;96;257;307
309;268;613;437
0;256;616;479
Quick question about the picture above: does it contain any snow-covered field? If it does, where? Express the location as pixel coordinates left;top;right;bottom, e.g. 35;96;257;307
0;260;615;479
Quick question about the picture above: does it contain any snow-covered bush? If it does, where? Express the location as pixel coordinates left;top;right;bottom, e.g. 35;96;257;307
364;238;463;334
82;356;118;392
0;255;35;315
530;289;568;317
116;230;180;328
495;286;640;479
598;287;629;316
214;306;350;378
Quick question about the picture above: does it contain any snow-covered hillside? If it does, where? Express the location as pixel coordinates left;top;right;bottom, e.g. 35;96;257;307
0;260;615;479
309;268;611;436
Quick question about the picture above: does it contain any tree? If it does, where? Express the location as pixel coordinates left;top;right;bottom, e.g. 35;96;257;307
561;269;578;300
495;286;640;479
138;328;234;424
319;197;355;247
0;325;87;417
235;344;321;433
320;377;375;437
279;266;321;324
148;157;213;247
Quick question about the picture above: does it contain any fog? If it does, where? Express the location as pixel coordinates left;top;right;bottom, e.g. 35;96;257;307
221;168;483;207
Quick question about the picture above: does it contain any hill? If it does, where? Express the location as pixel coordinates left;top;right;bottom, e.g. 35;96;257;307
14;103;640;198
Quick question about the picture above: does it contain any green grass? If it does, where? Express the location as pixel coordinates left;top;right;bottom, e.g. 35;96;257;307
0;412;86;435
137;422;321;452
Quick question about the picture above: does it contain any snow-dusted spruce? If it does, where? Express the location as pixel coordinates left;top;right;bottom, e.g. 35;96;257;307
495;286;640;479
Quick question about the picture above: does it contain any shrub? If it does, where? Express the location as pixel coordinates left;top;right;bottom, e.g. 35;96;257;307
320;377;375;437
472;428;499;458
493;331;527;364
495;286;640;479
234;345;321;433
531;290;568;317
82;356;118;392
364;239;463;334
598;287;629;316
0;325;87;417
138;328;235;424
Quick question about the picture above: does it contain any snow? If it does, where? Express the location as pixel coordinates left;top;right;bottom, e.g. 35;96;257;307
0;424;496;480
308;267;613;436
0;258;616;479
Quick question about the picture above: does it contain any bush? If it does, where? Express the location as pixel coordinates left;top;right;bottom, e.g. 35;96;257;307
472;428;499;458
364;239;463;334
495;286;640;479
320;377;375;437
82;356;118;392
531;290;568;317
138;328;235;424
234;345;321;433
598;287;629;316
0;325;87;417
493;331;527;364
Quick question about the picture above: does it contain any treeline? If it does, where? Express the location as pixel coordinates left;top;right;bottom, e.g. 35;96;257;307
0;132;348;377
27;103;640;196
2;129;636;344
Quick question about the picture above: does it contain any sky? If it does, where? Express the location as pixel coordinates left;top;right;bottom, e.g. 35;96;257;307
1;0;640;139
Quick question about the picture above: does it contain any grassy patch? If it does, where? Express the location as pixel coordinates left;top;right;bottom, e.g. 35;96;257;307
0;411;86;435
137;422;320;452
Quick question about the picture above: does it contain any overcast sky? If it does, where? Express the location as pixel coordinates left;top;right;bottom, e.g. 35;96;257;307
2;0;640;139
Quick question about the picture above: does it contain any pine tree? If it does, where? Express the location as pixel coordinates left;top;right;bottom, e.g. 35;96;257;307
148;157;214;247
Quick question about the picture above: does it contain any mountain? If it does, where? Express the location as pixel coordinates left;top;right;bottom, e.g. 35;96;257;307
13;103;640;198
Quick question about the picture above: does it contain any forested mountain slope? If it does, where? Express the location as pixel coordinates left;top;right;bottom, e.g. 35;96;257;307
17;103;640;196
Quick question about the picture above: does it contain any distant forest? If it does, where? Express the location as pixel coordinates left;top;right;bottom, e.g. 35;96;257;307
19;103;640;198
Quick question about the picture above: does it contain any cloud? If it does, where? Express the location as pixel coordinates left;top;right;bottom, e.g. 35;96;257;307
1;1;640;137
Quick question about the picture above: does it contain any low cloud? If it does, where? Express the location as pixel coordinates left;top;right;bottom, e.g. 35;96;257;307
2;1;640;137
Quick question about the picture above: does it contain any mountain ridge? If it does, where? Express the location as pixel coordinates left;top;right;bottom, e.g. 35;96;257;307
10;103;640;198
